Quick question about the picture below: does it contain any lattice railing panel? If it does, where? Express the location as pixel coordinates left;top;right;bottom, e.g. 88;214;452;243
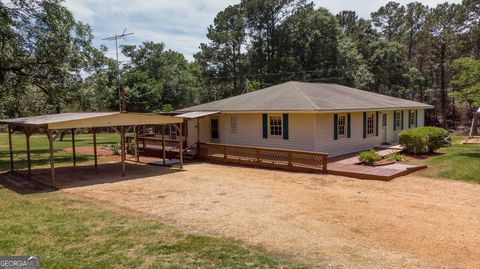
198;143;328;172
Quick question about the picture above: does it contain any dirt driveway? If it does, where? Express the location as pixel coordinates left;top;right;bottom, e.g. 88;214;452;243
61;162;480;269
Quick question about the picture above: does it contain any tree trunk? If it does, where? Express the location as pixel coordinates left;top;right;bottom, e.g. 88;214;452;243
440;44;447;128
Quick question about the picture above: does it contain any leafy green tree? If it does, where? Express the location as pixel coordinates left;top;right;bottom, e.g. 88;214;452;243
371;1;406;41
426;2;465;127
121;42;199;111
195;4;248;102
450;57;480;113
277;5;339;81
0;0;101;116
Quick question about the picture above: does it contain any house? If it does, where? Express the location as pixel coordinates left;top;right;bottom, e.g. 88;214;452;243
176;81;433;157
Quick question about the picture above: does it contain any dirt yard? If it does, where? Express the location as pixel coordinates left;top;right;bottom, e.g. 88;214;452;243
59;162;480;269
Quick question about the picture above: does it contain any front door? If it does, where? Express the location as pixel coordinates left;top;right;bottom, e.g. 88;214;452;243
382;113;388;144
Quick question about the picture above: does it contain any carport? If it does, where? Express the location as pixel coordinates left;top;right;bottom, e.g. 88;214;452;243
0;112;184;185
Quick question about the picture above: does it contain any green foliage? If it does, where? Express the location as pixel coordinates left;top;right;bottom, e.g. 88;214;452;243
399;127;450;154
385;152;406;162
0;189;306;268
358;150;382;165
161;104;174;112
105;144;121;155
450;57;480;109
415;136;480;183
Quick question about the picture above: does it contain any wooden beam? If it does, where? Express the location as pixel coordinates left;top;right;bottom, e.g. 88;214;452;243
8;125;14;171
92;128;98;169
71;128;76;166
161;125;166;166
179;123;183;168
196;118;200;159
25;127;32;178
120;126;126;176
134;125;139;162
46;129;55;186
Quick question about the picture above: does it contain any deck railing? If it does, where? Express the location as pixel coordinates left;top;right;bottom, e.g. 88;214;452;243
198;143;328;173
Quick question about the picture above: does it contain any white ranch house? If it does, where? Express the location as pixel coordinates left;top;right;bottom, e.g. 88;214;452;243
176;81;433;157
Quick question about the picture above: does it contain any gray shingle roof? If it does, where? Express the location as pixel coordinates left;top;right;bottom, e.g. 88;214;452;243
178;81;433;112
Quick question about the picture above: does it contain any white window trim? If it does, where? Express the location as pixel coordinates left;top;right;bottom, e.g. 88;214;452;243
230;116;237;134
409;110;416;127
395;111;401;129
337;113;347;138
366;112;375;136
268;114;283;137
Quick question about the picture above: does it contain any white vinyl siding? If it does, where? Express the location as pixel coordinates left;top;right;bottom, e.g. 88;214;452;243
185;108;427;158
314;112;382;157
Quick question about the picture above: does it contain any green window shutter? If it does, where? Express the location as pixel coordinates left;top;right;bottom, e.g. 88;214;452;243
362;112;367;139
262;113;268;139
375;112;379;136
282;113;289;140
347;113;351;138
333;114;338;140
401;111;404;129
408;110;411;128
415;110;418;127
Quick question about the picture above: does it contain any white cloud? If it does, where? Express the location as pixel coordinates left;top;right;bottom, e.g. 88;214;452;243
65;0;463;61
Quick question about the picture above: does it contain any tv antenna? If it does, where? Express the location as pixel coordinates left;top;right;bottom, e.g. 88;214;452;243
103;28;134;112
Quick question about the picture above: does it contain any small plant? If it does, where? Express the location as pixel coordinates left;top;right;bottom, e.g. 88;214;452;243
106;144;120;155
385;152;406;162
358;150;381;166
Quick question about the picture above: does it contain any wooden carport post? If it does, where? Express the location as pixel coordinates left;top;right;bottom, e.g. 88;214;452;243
134;125;139;163
24;127;32;178
196;118;200;159
92;128;98;169
120;126;126;177
7;125;14;171
161;125;166;166
71;128;76;166
46;129;55;185
179;122;183;168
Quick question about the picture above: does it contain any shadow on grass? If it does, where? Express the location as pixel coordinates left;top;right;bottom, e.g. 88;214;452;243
403;152;445;160
0;162;183;195
0;155;93;171
458;152;480;158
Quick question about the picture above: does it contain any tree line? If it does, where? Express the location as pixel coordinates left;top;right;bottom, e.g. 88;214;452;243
1;0;479;128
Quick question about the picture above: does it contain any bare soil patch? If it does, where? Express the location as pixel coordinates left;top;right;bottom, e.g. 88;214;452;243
63;146;114;157
61;162;480;269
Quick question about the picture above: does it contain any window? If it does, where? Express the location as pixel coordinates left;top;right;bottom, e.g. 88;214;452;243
269;115;282;136
367;113;375;135
230;117;237;134
395;111;401;129
211;119;219;139
409;110;416;127
337;114;346;137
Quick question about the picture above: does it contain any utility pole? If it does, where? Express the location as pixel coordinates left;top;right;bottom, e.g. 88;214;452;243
103;29;134;112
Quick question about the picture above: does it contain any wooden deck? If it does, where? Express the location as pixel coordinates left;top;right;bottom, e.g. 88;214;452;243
129;137;425;181
327;162;427;181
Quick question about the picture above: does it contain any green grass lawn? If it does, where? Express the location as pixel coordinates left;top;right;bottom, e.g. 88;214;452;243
0;132;307;268
408;136;480;183
0;189;305;268
0;132;119;171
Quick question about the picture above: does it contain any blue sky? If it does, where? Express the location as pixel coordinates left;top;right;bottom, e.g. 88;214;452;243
64;0;461;61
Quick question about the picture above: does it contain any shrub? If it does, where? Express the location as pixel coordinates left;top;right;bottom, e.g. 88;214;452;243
358;150;382;165
385;152;406;162
399;127;449;154
106;144;120;155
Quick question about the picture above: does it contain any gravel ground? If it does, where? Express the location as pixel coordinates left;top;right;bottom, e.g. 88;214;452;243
60;162;480;269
